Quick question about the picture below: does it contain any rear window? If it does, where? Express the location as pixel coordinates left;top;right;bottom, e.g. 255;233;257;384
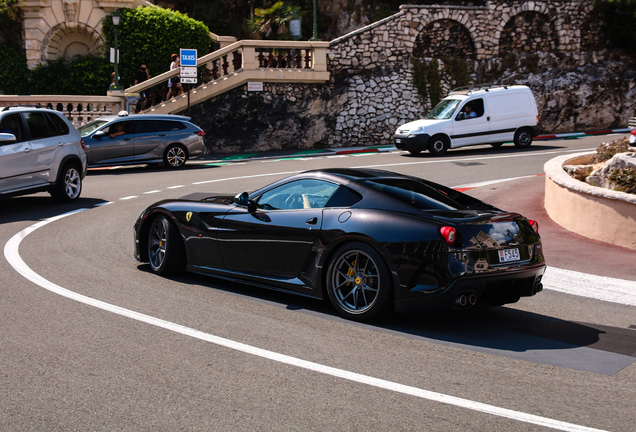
366;179;466;211
45;112;70;136
164;120;186;131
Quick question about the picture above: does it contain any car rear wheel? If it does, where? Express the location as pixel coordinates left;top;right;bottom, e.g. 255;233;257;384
428;135;449;156
148;215;186;275
514;128;533;147
326;242;392;321
164;144;187;168
490;142;504;148
51;163;82;202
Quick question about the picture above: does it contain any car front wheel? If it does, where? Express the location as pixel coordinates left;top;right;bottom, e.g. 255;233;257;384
326;242;392;321
164;144;187;168
428;135;450;156
51;163;82;202
148;214;186;275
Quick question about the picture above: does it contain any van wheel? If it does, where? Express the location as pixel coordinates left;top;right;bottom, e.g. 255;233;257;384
407;149;421;155
514;128;533;148
490;142;504;148
428;135;449;156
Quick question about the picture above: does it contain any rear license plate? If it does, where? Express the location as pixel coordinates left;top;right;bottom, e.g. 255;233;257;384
498;248;520;263
396;139;401;143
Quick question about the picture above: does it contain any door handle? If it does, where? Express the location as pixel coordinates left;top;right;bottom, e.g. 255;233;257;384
23;147;31;153
123;138;132;141
487;116;490;121
306;217;318;225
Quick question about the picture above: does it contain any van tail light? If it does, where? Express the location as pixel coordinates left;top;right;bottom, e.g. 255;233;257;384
195;130;205;136
631;129;636;136
529;220;539;234
440;226;457;246
536;115;539;125
80;137;86;150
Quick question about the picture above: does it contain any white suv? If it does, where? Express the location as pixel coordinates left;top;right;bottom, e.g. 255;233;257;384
0;106;87;202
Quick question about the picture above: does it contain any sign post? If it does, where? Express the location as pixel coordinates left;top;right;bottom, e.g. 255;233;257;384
180;49;197;115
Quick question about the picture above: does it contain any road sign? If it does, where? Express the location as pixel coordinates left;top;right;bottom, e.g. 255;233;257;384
180;67;197;77
180;49;197;67
180;77;197;84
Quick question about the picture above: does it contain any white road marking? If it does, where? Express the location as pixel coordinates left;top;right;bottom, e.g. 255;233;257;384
119;196;138;200
167;185;185;189
143;190;161;195
452;174;543;190
192;171;301;185
543;268;636;306
3;210;611;432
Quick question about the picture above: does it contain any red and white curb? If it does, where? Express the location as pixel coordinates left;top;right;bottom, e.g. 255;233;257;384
535;128;631;140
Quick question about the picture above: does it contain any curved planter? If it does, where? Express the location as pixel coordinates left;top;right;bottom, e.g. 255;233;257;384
544;152;636;250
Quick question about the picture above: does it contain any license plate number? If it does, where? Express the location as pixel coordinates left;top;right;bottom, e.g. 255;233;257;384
498;248;520;263
396;139;401;143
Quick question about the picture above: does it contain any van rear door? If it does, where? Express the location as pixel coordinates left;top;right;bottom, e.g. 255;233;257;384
488;91;536;143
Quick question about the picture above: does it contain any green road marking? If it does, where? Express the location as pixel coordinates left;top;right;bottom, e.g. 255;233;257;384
219;153;259;161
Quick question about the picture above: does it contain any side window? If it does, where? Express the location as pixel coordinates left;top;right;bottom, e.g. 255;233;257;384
163;120;186;131
23;111;52;140
257;179;339;210
0;114;24;143
456;98;485;120
107;121;131;138
324;186;362;207
45;112;70;136
136;119;168;134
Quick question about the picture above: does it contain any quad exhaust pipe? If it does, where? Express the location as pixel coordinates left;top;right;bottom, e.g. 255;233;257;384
454;293;477;308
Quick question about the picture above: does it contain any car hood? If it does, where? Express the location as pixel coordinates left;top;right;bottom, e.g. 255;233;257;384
395;119;446;134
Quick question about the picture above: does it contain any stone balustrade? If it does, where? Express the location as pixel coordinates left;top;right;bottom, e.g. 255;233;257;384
0;95;124;127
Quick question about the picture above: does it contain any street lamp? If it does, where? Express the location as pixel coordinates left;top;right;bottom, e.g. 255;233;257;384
311;0;320;41
109;9;122;91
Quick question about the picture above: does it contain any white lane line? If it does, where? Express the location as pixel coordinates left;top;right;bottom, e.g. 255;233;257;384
327;155;348;158
192;171;301;185
354;148;597;170
1;211;611;432
167;185;185;189
143;190;161;195
452;174;543;190
543;268;636;306
119;196;138;200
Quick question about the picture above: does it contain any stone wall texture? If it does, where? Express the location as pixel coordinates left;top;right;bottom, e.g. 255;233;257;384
192;0;636;153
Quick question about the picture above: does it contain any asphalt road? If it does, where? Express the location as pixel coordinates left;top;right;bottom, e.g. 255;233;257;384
1;136;635;431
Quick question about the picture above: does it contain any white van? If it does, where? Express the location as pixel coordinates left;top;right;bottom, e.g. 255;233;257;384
394;85;539;155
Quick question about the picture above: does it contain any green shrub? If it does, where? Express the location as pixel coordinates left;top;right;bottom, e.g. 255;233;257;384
0;43;30;95
609;167;636;194
594;137;631;162
101;6;211;88
28;55;112;95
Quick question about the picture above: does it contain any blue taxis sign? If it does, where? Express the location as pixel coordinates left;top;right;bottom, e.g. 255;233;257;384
180;49;197;67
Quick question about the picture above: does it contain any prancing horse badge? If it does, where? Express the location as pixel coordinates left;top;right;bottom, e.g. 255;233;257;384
186;211;192;222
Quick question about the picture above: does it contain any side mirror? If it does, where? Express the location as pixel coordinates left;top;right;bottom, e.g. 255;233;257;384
94;130;106;139
0;132;16;142
234;192;250;206
234;192;257;212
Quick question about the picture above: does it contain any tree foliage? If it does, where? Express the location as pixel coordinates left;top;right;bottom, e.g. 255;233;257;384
245;1;302;40
101;6;211;88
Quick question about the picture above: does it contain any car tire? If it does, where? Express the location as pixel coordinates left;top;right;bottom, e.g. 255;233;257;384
407;149;421;155
163;144;188;169
428;135;450;156
148;214;186;276
326;242;392;321
490;142;504;148
50;162;82;202
514;128;533;148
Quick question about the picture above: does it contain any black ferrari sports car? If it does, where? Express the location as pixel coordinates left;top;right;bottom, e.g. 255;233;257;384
134;168;545;321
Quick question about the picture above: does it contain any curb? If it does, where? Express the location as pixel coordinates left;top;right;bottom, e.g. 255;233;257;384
535;128;631;141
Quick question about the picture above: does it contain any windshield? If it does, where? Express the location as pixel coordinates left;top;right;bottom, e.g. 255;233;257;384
426;99;461;120
77;120;109;137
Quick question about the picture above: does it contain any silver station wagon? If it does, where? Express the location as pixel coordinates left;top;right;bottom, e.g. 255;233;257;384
78;112;206;169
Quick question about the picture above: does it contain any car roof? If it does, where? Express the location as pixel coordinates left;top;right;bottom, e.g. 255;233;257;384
93;113;191;122
0;105;62;114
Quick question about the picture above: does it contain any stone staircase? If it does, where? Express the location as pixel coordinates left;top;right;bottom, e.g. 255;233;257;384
126;40;330;115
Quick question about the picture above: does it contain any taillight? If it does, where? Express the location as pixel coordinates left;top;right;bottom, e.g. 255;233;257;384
529;220;539;234
195;130;205;136
536;115;539;125
80;137;86;150
440;226;457;246
631;129;636;136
